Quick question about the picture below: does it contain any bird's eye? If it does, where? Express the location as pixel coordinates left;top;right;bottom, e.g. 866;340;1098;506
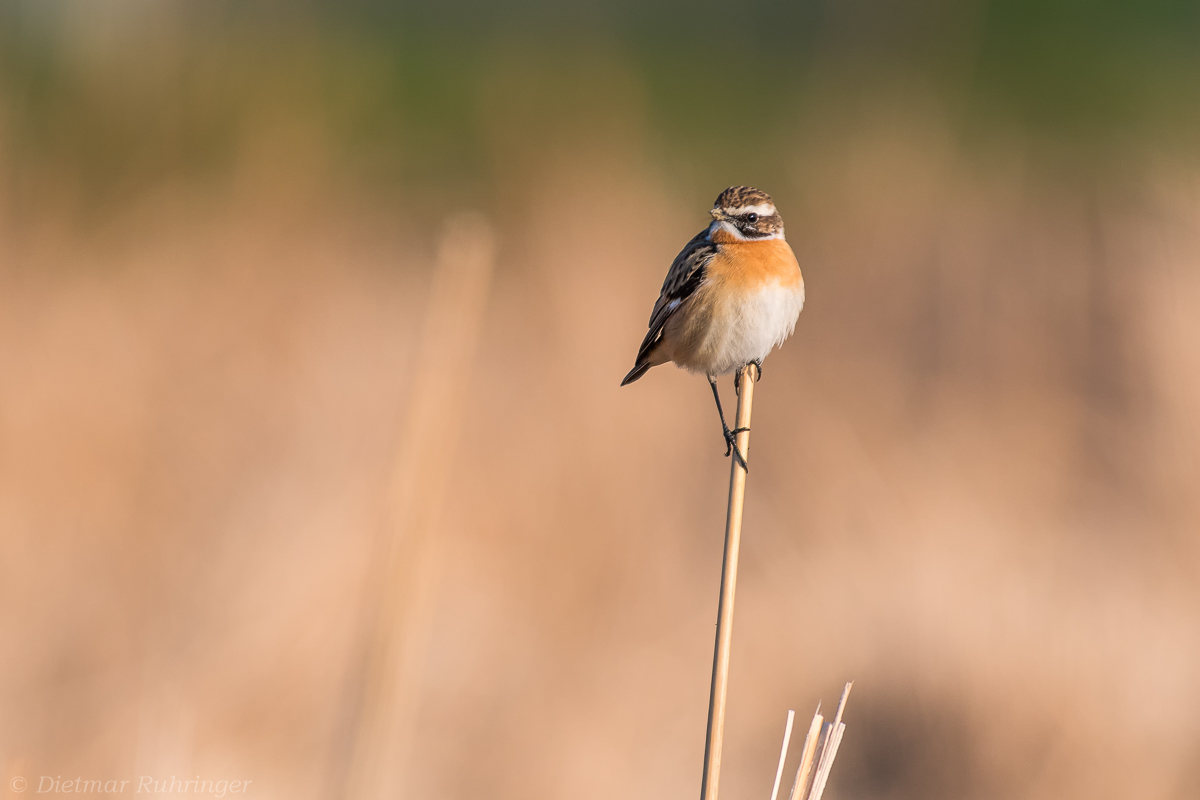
746;213;758;223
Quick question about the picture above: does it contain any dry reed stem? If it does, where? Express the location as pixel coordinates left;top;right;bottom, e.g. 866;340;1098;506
782;682;853;800
807;682;852;800
788;708;823;800
700;366;756;800
769;710;796;800
339;214;495;800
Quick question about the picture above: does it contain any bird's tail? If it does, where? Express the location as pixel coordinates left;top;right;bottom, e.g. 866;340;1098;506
620;362;651;386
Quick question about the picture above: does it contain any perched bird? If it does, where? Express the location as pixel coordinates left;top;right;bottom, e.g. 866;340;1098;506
621;186;805;469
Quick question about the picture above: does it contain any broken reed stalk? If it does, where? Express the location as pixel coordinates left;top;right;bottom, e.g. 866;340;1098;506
769;710;796;800
784;682;853;800
788;707;824;800
700;365;756;800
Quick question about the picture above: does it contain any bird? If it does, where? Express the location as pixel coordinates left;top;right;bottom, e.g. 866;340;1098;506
621;186;805;470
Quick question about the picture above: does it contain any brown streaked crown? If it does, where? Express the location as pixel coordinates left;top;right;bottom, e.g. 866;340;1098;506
715;186;773;211
712;185;783;239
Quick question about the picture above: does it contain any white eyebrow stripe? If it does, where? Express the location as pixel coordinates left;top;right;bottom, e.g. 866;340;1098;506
727;203;776;217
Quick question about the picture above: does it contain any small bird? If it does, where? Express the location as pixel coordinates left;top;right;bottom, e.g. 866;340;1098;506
621;186;805;469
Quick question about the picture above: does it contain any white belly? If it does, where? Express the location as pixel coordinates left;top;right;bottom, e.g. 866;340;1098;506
697;280;805;376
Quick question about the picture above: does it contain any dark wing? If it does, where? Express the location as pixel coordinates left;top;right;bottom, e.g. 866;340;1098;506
634;229;716;364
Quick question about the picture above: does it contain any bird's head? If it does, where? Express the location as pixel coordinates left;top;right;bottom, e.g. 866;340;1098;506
709;186;784;241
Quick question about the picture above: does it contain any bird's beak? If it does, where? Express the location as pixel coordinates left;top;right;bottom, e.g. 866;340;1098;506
710;208;725;221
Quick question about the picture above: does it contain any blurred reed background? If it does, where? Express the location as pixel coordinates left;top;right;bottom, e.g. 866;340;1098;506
2;2;1200;799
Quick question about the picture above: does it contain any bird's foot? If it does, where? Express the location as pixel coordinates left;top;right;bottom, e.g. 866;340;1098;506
733;361;763;395
723;425;750;472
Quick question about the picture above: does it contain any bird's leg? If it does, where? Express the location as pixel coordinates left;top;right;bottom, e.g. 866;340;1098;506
708;375;749;471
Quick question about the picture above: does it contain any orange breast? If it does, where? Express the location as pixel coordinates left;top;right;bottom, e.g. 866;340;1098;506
706;238;803;291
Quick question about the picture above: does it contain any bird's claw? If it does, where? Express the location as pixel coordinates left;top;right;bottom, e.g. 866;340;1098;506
723;425;750;471
734;361;764;395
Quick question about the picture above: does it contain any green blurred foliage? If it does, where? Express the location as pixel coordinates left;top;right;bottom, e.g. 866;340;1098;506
1;0;1198;218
